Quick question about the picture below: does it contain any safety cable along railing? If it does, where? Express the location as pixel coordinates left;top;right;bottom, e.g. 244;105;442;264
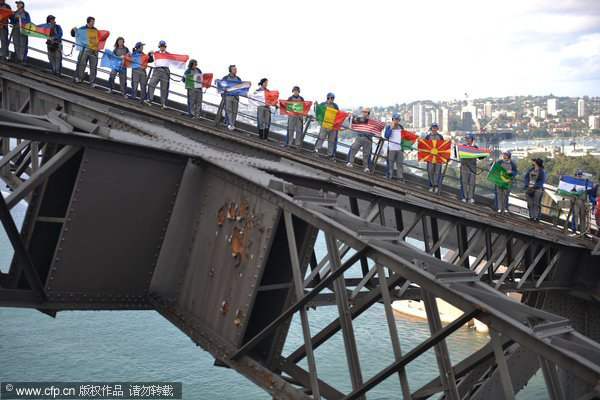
10;28;598;236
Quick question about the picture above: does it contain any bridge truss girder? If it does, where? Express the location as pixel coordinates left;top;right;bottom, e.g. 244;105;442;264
1;66;600;399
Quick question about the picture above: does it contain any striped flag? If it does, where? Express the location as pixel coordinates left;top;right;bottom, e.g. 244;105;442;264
556;176;593;198
248;90;279;107
456;144;490;159
75;28;110;51
153;52;189;69
20;22;51;38
216;80;251;96
417;140;452;163
184;72;213;89
400;130;419;151
279;100;312;117
315;104;348;131
122;53;149;70
350;116;385;135
0;9;13;22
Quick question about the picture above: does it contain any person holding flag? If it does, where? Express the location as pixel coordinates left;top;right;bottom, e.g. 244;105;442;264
10;1;29;63
145;40;170;109
107;37;130;97
493;151;517;214
0;0;11;61
71;17;100;86
46;15;62;76
595;186;600;235
286;86;305;147
383;114;412;181
251;78;277;140
130;42;153;102
458;133;487;204
424;123;444;192
182;59;203;119
564;169;594;233
347;108;384;172
524;158;546;222
314;93;342;158
144;40;187;110
221;65;242;131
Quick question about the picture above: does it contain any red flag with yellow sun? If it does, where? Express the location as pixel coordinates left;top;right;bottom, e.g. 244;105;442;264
417;139;452;163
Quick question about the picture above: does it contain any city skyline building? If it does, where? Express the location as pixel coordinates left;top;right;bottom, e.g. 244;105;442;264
461;111;473;131
548;98;558;116
590;115;600;130
484;101;492;119
413;103;426;129
578;99;585;118
442;108;449;132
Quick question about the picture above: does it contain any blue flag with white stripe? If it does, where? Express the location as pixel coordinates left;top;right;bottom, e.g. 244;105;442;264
216;80;251;96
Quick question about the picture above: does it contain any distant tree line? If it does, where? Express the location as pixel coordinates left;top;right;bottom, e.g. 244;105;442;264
516;154;600;186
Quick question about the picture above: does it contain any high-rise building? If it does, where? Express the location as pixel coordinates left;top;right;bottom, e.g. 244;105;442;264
412;103;425;129
484;102;492;119
547;98;558;116
533;106;541;118
461;111;473;131
425;110;432;128
578;99;585;117
441;108;450;132
590;115;600;129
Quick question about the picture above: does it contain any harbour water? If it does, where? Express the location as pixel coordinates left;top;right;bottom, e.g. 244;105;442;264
0;195;548;399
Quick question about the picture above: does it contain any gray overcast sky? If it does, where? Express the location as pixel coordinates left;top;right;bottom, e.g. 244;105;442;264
24;0;600;107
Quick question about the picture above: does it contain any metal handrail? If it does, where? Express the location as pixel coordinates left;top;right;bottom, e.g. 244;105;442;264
11;34;598;236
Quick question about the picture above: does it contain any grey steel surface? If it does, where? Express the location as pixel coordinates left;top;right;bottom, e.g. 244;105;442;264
1;60;600;399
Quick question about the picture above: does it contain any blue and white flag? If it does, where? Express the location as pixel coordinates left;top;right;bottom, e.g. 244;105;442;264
216;79;251;96
100;49;124;70
556;176;594;198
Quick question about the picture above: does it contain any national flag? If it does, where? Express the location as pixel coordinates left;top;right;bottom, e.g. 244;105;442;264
122;53;149;70
0;9;13;22
100;49;123;70
184;72;213;89
315;104;348;131
20;22;51;38
556;176;594;198
417;139;452;163
75;28;110;52
456;144;490;159
487;162;512;189
216;80;251;96
279;100;312;117
153;52;189;69
400;130;419;151
350;116;385;135
248;90;279;107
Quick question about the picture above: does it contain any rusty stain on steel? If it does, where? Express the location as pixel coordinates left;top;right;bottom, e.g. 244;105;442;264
238;202;249;220
228;202;238;220
231;227;245;262
216;205;226;226
216;199;258;268
221;301;229;315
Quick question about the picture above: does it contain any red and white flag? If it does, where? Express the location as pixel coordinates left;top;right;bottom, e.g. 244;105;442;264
153;52;189;69
350;116;385;135
248;90;279;107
